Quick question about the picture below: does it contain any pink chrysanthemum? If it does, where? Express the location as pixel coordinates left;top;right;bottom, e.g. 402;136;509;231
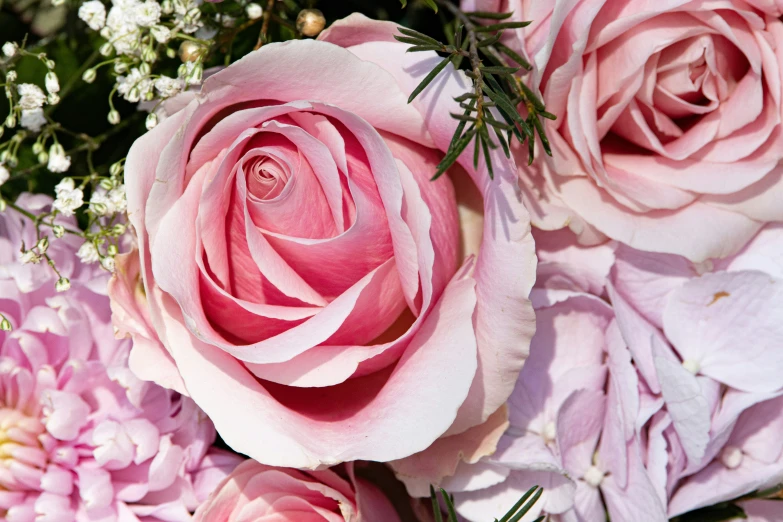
0;195;240;522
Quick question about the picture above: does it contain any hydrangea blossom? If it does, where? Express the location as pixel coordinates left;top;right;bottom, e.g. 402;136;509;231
0;194;241;522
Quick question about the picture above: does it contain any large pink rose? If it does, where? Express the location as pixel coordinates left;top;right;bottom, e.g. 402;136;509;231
193;461;400;522
464;0;783;261
112;14;536;468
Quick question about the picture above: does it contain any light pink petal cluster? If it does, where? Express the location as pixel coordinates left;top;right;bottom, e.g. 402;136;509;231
0;196;239;522
419;223;783;521
193;461;400;522
112;14;536;469
463;0;783;262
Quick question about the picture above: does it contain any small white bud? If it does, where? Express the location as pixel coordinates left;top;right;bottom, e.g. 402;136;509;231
113;61;128;74
37;151;49;164
111;224;126;236
109;162;123;177
32;142;43;154
45;59;55;70
161;0;172;13
47;93;60;105
99;42;113;56
52;225;65;238
20;250;40;264
107;244;118;256
37;237;49;253
5;114;16;128
142;47;157;63
55;277;71;292
0;164;8;186
45;72;60;93
145;112;158;130
246;3;262;19
99;178;114;190
166;47;176;59
51;0;66;7
108;110;120;125
0;316;11;331
82;68;97;83
2;42;18;57
100;256;116;272
139;62;151;75
0;199;6;212
6;70;17;82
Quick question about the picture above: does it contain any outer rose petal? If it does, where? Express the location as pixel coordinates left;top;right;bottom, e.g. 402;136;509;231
321;10;536;439
389;405;510;497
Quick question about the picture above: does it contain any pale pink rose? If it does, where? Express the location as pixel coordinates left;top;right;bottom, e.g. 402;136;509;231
0;195;240;522
193;461;400;522
463;0;783;262
114;14;536;468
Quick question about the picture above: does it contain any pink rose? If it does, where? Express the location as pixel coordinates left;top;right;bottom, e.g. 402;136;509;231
193;461;400;522
464;0;783;261
113;14;536;468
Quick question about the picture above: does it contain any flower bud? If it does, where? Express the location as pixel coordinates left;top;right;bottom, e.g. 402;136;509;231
82;68;97;83
5;114;16;128
37;151;49;164
178;41;202;62
0;315;11;331
246;2;262;20
99;42;114;56
139;62;151;76
296;9;326;37
142;47;157;63
109;162;123;177
111;223;126;235
99;178;115;190
32;142;43;154
107;244;118;256
161;0;172;14
52;225;65;238
47;93;60;105
146;112;158;130
2;42;18;57
100;256;115;272
114;61;128;74
45;72;60;93
55;277;71;292
37;237;49;253
45;59;56;70
166;47;176;59
6;70;17;82
108;110;120;125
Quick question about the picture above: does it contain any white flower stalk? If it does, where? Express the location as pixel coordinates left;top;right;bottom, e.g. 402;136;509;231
17;84;47;110
48;145;73;175
79;0;107;30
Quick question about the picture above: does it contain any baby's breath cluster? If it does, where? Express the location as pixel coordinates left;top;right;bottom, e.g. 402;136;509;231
77;0;215;128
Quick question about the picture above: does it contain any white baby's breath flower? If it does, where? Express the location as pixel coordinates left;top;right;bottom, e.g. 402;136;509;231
133;0;161;26
48;145;73;174
6;70;17;82
153;75;183;97
17;84;47;110
89;189;112;215
117;67;153;102
150;25;171;43
77;241;100;264
106;4;142;55
100;255;116;272
78;1;107;30
55;277;71;292
0;164;9;186
20;250;40;264
108;184;127;212
2;42;18;57
20;108;46;132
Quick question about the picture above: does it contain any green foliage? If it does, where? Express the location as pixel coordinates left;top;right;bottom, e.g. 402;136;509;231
429;484;543;522
395;0;553;180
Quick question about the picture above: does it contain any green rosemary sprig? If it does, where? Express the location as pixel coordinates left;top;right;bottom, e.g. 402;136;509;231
429;484;544;522
396;0;554;180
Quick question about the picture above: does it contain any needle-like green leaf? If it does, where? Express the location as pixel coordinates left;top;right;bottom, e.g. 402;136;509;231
408;56;451;103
